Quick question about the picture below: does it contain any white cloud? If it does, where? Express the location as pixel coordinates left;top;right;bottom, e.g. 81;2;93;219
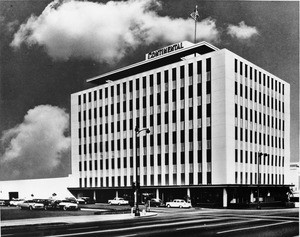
11;0;220;63
227;21;259;40
0;105;70;179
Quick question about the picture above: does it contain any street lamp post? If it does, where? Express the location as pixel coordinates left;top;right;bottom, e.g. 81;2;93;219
134;126;150;216
257;152;268;209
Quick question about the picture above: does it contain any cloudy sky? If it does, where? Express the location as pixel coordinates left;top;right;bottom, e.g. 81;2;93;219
0;0;298;180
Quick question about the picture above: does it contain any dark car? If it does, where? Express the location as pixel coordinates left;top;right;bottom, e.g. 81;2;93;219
149;198;164;207
0;199;10;206
77;197;95;204
44;200;61;210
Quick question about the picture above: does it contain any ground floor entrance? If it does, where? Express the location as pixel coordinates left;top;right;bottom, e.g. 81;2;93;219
68;184;292;208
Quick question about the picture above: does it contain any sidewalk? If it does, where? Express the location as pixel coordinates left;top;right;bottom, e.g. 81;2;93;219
1;212;158;228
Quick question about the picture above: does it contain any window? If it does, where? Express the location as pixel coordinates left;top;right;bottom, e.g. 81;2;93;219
136;78;139;90
150;75;153;87
142;76;146;89
197;61;202;74
235;82;238;95
172;89;176;102
188;63;193;77
164;70;169;83
206;81;211;94
189;85;193;98
172;111;176;123
234;59;238;73
180;87;184;100
180;66;185;78
240;62;243;75
197;83;202;96
206;58;211;72
172;68;177;81
240;84;243;97
189;107;193;120
157;72;161;85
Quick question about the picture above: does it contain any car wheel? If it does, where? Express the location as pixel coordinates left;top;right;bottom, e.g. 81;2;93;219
179;205;183;208
63;206;67;211
108;202;111;205
29;206;33;211
167;204;171;208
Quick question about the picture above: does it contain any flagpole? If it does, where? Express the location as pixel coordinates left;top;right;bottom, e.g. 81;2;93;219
190;5;199;56
194;5;198;44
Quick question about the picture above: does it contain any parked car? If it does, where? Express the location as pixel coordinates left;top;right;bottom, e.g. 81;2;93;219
18;199;45;210
166;199;192;208
77;197;95;204
9;198;25;207
0;199;10;206
108;197;129;205
58;199;79;211
44;199;61;210
149;198;164;207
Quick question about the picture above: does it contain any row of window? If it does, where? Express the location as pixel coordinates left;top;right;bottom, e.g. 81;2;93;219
235;172;284;185
234;59;285;95
235;83;285;112
235;105;285;131
79;126;211;154
79;172;212;188
79;59;211;105
236;84;285;110
234;127;284;148
78;106;211;138
79;149;211;171
235;150;284;167
78;100;211;123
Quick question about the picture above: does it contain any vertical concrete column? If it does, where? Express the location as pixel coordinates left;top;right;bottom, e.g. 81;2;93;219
93;190;96;201
116;190;119;198
156;189;159;199
187;188;191;197
223;188;228;208
250;191;254;203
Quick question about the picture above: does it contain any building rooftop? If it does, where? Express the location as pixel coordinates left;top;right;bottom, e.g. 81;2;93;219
86;41;219;85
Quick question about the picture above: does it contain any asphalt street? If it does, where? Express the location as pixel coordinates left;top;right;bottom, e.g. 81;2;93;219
1;208;299;237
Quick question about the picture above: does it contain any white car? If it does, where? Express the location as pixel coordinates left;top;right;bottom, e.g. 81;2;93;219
108;197;129;205
58;199;79;211
9;199;25;206
166;199;192;208
18;199;45;210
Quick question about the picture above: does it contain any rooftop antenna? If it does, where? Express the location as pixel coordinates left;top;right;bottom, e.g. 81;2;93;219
190;5;200;44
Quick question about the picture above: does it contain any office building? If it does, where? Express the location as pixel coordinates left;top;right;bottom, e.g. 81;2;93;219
69;41;290;207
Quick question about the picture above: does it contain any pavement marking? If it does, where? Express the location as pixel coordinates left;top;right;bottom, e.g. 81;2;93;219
49;217;237;237
204;213;299;222
216;220;294;234
176;218;261;231
116;234;137;237
68;226;99;231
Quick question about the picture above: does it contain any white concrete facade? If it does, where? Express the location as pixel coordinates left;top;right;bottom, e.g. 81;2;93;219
0;176;76;200
70;41;290;192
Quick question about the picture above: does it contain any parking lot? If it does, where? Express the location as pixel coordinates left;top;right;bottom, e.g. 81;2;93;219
0;203;134;220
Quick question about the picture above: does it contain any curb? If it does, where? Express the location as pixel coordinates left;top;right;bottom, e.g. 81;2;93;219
1;212;158;228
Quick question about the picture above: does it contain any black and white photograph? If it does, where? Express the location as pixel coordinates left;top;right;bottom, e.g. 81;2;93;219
0;0;299;236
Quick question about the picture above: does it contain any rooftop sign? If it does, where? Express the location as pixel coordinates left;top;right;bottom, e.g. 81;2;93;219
145;41;194;60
